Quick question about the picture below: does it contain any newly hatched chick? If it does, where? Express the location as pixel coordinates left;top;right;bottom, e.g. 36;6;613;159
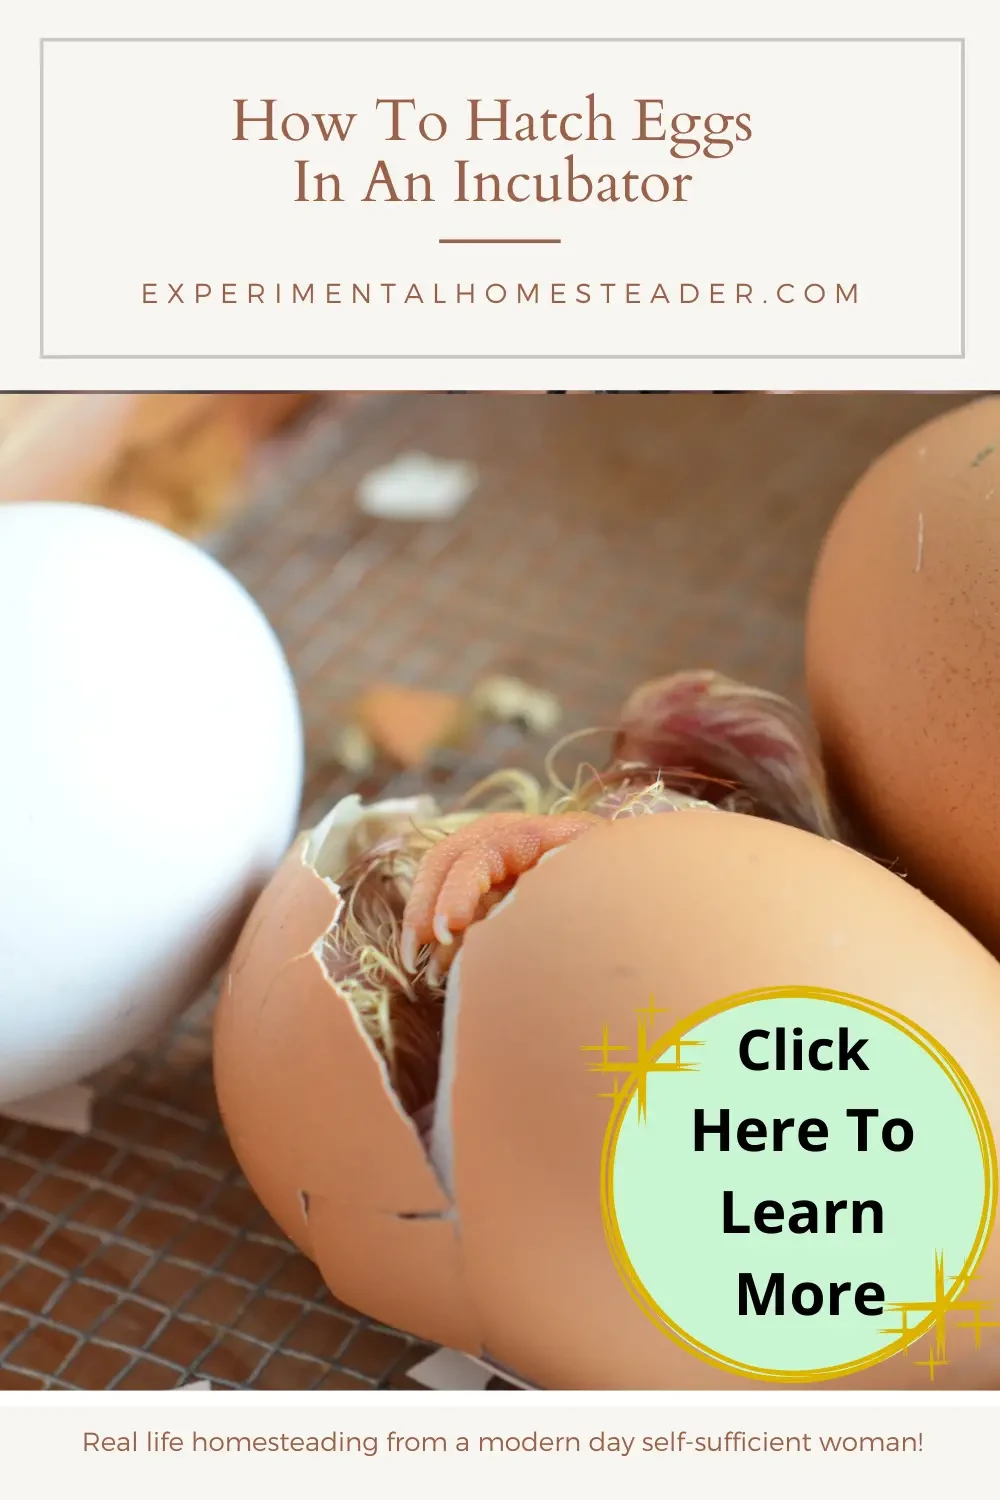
318;669;836;1122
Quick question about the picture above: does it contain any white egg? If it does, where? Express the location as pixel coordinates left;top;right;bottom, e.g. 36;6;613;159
0;502;304;1105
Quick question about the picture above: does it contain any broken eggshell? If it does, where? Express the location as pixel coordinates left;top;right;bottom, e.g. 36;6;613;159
214;796;1000;1389
213;793;481;1353
355;453;478;522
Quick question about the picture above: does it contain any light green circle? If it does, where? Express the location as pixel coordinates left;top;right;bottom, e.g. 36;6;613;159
610;994;993;1378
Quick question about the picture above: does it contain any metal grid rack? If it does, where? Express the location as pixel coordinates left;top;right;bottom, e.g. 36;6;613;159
0;391;964;1390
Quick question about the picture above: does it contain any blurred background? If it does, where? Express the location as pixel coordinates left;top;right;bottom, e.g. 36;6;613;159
0;389;967;1390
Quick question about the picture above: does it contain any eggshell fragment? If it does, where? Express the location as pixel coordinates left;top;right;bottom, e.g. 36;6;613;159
354;684;468;768
0;1084;95;1135
450;811;1000;1389
216;845;448;1235
356;452;478;521
806;395;1000;954
213;798;482;1351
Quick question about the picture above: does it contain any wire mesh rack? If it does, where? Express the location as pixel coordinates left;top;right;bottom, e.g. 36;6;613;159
0;390;965;1390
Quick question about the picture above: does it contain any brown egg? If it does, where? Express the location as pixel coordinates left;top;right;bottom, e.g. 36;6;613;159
214;799;1000;1389
806;395;1000;953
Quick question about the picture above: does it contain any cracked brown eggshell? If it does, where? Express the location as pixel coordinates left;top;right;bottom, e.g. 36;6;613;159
213;796;481;1353
215;800;1000;1389
806;395;1000;956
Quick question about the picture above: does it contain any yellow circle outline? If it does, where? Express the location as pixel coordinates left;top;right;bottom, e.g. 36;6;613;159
600;984;998;1384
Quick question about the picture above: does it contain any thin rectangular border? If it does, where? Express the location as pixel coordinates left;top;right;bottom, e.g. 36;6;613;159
38;36;967;361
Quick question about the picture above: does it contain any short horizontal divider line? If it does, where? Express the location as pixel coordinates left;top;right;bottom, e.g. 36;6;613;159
438;237;563;244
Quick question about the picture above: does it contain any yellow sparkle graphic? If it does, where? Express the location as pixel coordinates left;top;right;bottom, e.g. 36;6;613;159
883;1251;1000;1381
581;999;702;1120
